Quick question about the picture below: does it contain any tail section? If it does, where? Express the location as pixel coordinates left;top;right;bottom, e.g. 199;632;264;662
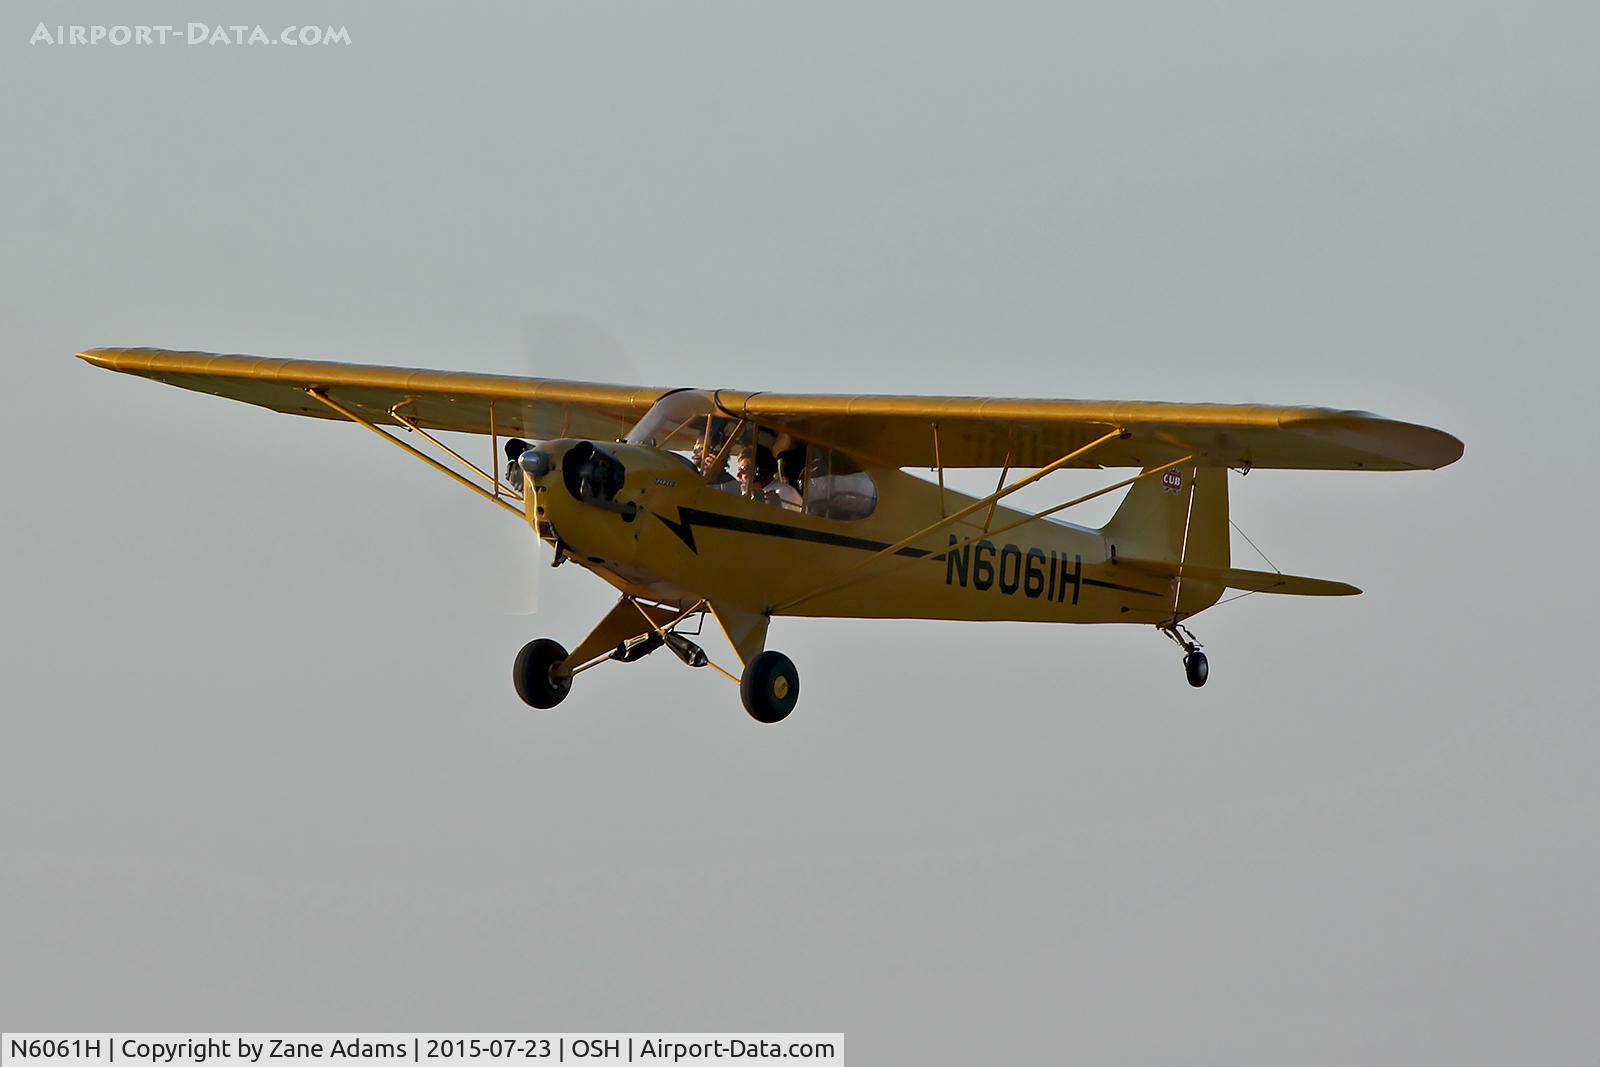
1101;463;1229;619
1102;465;1362;610
1102;463;1230;570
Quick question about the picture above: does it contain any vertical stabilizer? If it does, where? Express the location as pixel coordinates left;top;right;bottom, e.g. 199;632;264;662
1102;463;1230;571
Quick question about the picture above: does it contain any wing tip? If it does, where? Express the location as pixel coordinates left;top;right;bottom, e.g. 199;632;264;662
76;347;120;368
76;346;171;372
1412;427;1465;470
1284;412;1464;471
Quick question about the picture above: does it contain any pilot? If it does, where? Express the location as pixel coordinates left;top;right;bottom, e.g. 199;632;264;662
504;438;530;493
739;446;802;510
692;436;740;493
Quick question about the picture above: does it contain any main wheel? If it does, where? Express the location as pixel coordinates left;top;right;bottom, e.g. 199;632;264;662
1184;651;1209;688
740;650;800;724
514;638;572;708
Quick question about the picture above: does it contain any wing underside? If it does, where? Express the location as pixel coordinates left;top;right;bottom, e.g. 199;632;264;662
77;347;669;442
718;391;1462;471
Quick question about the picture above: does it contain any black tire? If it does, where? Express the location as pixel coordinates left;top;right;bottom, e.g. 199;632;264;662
514;638;572;708
740;650;800;724
1184;651;1209;688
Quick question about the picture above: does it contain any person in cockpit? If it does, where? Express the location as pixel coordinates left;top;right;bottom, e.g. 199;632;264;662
504;438;530;493
738;446;802;511
693;436;740;493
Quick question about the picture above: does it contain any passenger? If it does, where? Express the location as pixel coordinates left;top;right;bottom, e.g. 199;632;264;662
739;446;802;510
778;446;808;494
503;438;530;493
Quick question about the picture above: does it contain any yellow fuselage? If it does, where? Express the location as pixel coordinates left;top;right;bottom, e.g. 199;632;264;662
528;440;1218;626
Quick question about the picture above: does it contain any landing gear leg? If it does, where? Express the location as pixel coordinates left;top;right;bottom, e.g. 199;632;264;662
1159;624;1208;688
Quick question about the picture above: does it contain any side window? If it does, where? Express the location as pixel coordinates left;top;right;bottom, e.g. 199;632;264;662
732;426;804;511
803;447;877;520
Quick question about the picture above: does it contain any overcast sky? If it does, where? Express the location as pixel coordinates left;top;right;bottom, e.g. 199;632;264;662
3;2;1597;1063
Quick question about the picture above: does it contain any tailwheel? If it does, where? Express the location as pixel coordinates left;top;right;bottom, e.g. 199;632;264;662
740;650;800;724
513;638;572;708
1160;623;1209;688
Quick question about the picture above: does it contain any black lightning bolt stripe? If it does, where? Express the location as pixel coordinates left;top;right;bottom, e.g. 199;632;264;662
654;507;933;558
651;507;1164;598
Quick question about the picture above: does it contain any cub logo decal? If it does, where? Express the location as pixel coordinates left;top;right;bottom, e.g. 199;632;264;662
1161;469;1184;494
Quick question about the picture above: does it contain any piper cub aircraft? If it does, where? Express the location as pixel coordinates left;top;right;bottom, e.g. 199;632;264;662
80;347;1462;723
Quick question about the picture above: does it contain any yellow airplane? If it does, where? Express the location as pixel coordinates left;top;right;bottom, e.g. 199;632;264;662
79;347;1462;723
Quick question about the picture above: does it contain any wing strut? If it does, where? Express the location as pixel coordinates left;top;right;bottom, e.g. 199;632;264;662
984;432;1014;532
946;454;1197;559
772;428;1126;613
389;408;515;496
304;389;525;519
773;451;1197;614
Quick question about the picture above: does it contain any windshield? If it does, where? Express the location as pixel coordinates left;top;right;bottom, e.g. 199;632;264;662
625;390;718;451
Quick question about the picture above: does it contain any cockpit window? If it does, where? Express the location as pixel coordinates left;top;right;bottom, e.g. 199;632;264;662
803;447;877;519
625;394;875;519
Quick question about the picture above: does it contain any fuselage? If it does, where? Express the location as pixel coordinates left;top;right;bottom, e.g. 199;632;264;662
525;439;1218;625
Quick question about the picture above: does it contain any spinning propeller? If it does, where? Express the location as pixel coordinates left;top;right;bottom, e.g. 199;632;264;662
487;314;641;618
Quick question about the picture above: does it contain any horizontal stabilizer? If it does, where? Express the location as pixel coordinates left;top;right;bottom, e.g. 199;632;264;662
1115;558;1360;596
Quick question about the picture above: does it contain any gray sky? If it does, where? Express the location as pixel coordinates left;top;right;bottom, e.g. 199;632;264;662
3;1;1596;1062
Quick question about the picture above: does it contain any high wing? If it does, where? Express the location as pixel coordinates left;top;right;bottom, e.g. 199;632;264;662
76;347;671;442
78;347;1462;472
717;390;1463;471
